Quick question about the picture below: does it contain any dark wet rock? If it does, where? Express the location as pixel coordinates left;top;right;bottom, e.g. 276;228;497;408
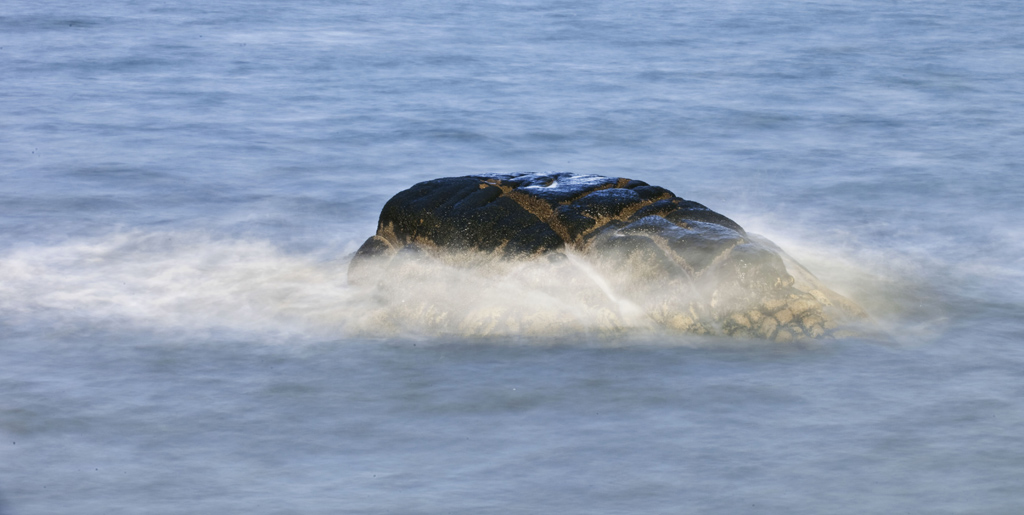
349;172;867;340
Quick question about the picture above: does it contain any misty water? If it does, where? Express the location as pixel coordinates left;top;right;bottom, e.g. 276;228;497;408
2;0;1024;513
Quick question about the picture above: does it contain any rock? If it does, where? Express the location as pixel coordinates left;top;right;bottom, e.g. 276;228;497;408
348;172;867;340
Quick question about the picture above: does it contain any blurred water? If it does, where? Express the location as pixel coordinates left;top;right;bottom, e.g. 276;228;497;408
2;0;1023;513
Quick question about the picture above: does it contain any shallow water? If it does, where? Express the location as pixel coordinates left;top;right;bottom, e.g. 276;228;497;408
2;0;1023;513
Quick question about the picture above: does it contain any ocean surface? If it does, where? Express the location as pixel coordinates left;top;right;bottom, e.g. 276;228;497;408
2;0;1024;513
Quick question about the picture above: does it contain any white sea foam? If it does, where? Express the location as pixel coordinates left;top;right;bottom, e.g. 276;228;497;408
0;231;634;339
0;231;356;339
0;228;927;342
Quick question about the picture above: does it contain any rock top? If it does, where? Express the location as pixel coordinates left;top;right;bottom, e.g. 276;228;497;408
349;172;867;340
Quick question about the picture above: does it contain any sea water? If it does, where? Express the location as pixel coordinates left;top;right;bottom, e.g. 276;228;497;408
2;0;1023;513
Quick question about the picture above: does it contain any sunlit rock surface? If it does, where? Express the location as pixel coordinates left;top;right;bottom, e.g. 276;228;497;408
349;172;867;340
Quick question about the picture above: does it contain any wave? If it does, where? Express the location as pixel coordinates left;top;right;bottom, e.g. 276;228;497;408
0;229;958;344
0;231;355;340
